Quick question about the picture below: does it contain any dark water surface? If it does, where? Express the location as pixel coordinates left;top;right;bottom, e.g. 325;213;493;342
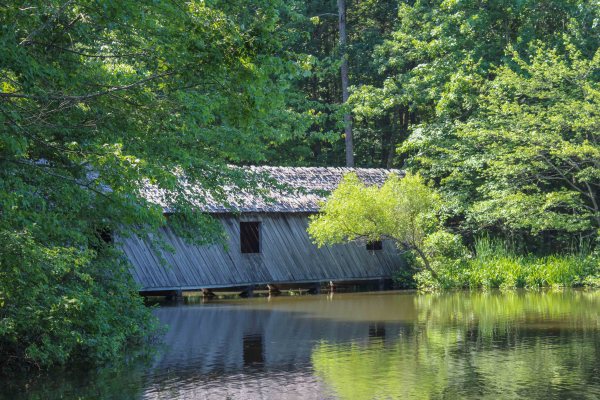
5;290;600;399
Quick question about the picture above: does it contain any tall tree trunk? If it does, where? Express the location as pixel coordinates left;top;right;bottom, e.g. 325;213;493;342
387;108;409;168
338;0;354;167
382;123;393;168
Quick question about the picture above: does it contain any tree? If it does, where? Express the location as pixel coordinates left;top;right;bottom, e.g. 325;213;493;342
343;0;600;249
308;172;441;276
350;0;599;168
0;0;302;369
337;0;354;166
265;0;400;167
403;41;600;247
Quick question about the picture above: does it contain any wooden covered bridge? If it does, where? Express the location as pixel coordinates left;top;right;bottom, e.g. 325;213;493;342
120;167;405;295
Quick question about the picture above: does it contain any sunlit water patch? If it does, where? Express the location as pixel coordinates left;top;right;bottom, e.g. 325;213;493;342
4;290;600;399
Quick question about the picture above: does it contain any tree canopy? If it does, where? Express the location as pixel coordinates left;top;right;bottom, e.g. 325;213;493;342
0;0;305;369
282;0;599;249
403;40;600;245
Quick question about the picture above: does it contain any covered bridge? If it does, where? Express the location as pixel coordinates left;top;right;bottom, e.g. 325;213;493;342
120;167;405;294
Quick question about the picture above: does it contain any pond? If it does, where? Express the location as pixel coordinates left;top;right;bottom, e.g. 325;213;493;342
5;290;600;399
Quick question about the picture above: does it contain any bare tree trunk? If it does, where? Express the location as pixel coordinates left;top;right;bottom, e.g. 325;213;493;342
338;0;354;167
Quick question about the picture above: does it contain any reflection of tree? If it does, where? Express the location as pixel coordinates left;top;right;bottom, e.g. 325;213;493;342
415;290;600;339
4;358;149;400
312;291;600;400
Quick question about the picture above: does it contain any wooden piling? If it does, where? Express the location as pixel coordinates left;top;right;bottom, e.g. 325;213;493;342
329;280;336;293
307;282;321;295
267;284;281;295
239;285;255;298
166;289;184;303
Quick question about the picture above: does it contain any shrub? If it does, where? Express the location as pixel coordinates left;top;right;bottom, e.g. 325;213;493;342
0;230;158;371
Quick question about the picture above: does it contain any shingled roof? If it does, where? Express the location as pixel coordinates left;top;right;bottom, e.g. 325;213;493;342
142;166;403;213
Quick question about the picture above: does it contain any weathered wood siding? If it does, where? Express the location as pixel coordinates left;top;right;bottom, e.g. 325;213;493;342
121;213;404;291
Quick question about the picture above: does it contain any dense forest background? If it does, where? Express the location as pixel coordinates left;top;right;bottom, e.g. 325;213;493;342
1;0;599;370
277;0;600;251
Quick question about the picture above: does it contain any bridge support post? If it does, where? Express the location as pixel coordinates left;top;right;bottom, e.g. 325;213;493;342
329;281;336;293
239;285;255;298
307;282;321;295
267;284;281;296
167;289;184;303
377;278;393;291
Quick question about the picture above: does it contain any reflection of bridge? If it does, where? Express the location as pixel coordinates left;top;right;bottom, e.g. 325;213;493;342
152;301;406;372
144;297;411;399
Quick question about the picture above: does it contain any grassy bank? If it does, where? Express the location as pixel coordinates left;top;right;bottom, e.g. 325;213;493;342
412;238;600;290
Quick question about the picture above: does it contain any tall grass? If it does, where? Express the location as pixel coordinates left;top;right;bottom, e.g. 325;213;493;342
416;237;599;290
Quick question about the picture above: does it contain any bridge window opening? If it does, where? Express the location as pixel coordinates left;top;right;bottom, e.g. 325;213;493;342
91;227;112;252
240;221;261;253
98;228;113;244
366;240;383;251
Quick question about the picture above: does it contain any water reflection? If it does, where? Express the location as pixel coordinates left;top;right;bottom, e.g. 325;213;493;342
5;290;600;399
243;334;264;366
368;323;386;340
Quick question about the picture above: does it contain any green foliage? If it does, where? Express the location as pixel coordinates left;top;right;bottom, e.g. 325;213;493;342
404;40;600;243
415;237;600;290
262;0;346;166
0;230;158;370
417;231;470;289
0;1;304;369
309;172;440;246
271;0;599;173
308;172;443;273
353;0;599;143
266;0;402;167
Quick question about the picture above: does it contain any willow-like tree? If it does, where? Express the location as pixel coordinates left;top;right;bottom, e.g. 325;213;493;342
307;173;441;277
